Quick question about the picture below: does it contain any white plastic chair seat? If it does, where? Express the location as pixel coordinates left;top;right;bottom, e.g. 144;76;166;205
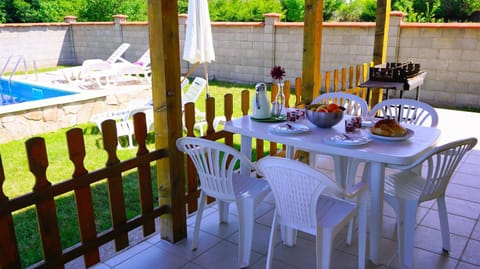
384;171;425;200
315;196;356;228
232;174;269;197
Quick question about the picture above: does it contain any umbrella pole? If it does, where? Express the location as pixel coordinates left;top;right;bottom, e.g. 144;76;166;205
204;63;210;98
182;62;200;83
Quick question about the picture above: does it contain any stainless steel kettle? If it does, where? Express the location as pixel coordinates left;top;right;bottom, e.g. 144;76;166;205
252;83;271;119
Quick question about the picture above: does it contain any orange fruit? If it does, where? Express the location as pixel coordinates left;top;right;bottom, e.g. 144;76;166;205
326;103;339;112
316;107;328;112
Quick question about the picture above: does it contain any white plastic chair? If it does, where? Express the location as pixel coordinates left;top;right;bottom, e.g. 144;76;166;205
308;92;369;170
256;157;368;269
113;49;151;84
176;137;271;268
367;98;439;127
383;137;477;269
182;77;208;135
311;92;369;117
82;43;131;66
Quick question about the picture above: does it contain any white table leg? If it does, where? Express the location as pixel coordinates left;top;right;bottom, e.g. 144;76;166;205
282;145;297;246
332;156;348;187
240;135;252;175
368;162;385;264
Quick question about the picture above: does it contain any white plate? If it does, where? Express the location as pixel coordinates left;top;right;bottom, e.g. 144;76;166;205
368;128;414;141
325;134;371;146
269;123;310;135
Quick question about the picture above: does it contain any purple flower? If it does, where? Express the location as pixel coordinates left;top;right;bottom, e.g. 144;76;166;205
270;65;285;81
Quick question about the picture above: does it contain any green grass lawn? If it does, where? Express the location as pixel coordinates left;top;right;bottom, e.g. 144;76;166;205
1;78;280;267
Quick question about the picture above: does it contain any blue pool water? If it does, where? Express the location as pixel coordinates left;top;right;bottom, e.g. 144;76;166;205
0;78;77;105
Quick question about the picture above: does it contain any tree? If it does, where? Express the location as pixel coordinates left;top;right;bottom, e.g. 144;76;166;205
78;0;147;22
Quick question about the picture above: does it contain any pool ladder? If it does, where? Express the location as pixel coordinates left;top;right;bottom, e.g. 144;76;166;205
0;55;38;99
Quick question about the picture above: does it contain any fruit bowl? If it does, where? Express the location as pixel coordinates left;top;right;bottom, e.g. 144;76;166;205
305;104;344;128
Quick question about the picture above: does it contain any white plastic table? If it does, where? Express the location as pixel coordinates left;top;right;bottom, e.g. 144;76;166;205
223;115;441;264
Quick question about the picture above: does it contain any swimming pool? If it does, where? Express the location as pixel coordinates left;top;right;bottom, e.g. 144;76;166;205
0;78;77;105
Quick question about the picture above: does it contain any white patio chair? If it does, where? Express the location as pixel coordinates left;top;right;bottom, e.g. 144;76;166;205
308;92;369;171
312;92;369;117
176;137;271;268
113;49;151;84
256;156;368;269
82;43;131;66
80;61;116;88
367;98;439;127
383;137;477;269
182;77;208;135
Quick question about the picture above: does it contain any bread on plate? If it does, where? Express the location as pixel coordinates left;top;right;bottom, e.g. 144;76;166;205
370;119;407;137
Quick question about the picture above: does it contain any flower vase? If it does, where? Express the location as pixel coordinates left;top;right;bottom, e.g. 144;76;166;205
274;82;286;117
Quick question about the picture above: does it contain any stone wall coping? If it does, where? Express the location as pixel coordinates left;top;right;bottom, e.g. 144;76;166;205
401;22;480;29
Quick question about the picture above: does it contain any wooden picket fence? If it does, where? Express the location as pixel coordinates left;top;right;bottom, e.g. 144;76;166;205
0;114;171;268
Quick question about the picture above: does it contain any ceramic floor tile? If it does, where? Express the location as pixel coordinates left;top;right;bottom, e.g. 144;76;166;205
414;225;468;259
421;209;476;237
472;222;480;241
431;196;480;220
446;183;480;204
191;240;262;269
267;236;317;268
462;239;480;265
113;245;188;269
451;171;480;189
456;161;480;176
457;261;480;269
155;226;223;261
226;221;274;255
390;247;458;269
103;240;153;267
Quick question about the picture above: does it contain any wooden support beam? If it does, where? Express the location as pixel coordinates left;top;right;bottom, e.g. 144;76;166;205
371;0;391;106
148;0;186;243
301;0;323;105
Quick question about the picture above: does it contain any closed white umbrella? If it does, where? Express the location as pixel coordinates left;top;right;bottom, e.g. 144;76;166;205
183;0;215;97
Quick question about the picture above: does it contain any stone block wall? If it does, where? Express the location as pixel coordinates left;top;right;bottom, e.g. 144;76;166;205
0;23;75;70
1;12;479;109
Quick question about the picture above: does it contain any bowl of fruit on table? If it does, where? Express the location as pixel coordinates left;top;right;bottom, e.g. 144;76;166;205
305;103;345;128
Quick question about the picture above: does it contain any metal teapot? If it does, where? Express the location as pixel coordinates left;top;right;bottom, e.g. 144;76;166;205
252;83;271;119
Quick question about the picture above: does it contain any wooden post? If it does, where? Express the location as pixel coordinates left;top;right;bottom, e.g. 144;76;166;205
371;0;391;106
148;0;186;242
301;0;323;105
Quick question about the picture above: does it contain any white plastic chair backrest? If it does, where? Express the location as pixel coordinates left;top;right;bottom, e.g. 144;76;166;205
257;157;345;233
312;92;368;117
407;138;477;202
182;77;206;106
106;43;131;64
181;78;190;91
136;49;150;66
368;98;439;127
176;137;254;201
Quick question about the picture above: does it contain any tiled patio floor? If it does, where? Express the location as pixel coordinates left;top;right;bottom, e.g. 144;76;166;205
81;108;480;269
